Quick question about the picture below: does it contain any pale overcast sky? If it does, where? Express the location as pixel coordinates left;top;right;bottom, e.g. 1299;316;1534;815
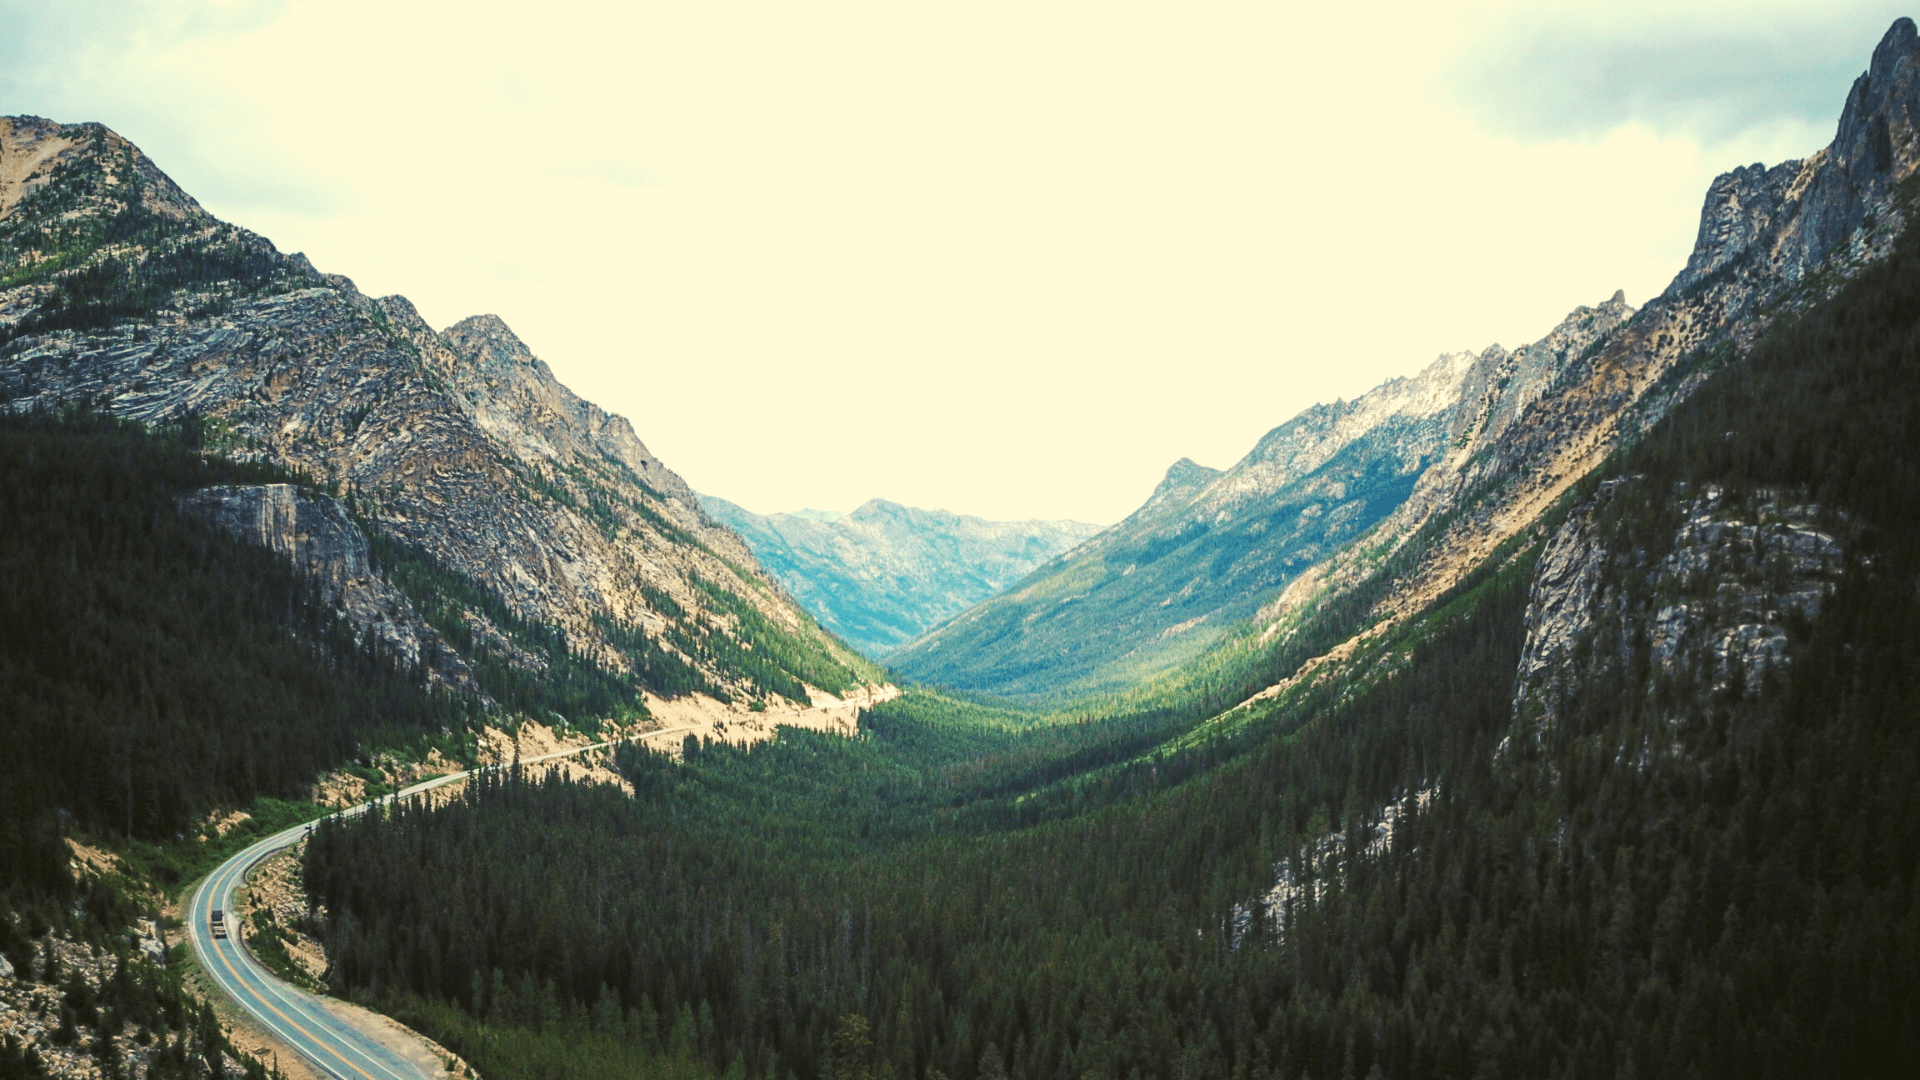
1;1;1908;523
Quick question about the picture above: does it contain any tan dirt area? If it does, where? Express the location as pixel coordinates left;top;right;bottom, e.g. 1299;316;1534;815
240;849;330;985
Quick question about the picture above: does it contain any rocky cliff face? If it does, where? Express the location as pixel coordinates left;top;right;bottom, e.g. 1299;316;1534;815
1244;19;1920;673
179;483;484;697
0;116;880;713
698;495;1101;656
1502;482;1848;764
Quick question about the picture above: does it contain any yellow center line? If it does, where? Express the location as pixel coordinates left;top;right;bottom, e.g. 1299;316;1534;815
196;730;685;1080
204;859;387;1080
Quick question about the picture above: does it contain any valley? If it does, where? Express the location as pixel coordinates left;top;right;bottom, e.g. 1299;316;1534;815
3;14;1920;1080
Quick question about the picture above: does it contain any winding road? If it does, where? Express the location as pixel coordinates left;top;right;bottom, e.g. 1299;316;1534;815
186;726;702;1080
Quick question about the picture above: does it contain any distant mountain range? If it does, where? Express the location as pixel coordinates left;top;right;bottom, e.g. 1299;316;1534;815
697;496;1101;657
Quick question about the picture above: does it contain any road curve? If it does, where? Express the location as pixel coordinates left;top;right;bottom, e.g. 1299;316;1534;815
187;725;703;1080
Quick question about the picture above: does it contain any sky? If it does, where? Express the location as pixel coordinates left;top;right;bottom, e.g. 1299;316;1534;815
1;1;1909;524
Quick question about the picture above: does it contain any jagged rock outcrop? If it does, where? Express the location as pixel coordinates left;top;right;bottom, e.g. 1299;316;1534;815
180;483;483;695
698;495;1101;656
0;114;880;711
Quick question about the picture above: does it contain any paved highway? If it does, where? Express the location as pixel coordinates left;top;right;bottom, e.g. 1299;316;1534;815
186;726;702;1080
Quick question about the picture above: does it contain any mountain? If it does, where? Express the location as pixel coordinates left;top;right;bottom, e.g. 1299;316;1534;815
0;114;883;719
1234;14;1920;684
697;495;1102;656
893;17;1920;703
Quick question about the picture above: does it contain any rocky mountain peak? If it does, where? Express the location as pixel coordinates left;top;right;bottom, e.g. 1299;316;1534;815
1666;17;1920;303
1842;16;1920;177
0;116;204;224
1130;457;1221;518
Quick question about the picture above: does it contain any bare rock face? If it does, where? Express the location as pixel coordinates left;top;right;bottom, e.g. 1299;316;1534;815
180;484;483;696
1667;18;1920;299
1664;162;1807;297
1506;484;1846;755
0;114;879;710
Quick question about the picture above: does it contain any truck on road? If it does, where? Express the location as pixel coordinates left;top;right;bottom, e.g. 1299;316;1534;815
210;909;227;939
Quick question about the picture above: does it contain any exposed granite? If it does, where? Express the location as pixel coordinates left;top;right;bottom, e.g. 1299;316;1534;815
179;483;483;696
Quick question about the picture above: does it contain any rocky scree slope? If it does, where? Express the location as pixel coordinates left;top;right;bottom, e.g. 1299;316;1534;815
0;115;880;716
697;495;1102;657
896;18;1920;705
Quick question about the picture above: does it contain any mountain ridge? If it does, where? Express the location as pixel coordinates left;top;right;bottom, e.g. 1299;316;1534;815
889;292;1633;699
0;113;883;721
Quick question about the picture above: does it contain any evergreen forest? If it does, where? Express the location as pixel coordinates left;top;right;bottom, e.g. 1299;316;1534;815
296;199;1920;1078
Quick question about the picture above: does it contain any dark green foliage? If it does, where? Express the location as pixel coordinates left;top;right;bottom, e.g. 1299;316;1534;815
0;409;468;895
685;574;871;699
305;205;1920;1080
594;614;715;700
373;991;715;1080
9;237;304;339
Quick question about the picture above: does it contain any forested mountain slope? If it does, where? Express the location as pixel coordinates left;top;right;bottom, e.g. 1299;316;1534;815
0;410;473;891
697;495;1101;656
0;115;882;715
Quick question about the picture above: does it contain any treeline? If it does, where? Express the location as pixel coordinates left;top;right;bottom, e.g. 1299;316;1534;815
359;507;870;726
0;408;471;898
360;521;671;730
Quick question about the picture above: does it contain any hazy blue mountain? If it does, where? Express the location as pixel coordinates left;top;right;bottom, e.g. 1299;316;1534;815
698;496;1102;657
